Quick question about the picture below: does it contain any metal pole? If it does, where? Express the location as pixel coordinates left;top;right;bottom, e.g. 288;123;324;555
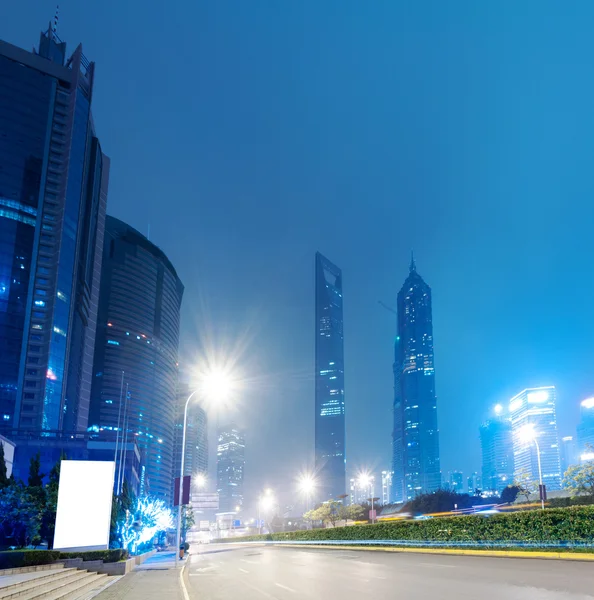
117;383;130;495
534;438;544;510
176;390;197;569
258;498;261;535
113;371;125;485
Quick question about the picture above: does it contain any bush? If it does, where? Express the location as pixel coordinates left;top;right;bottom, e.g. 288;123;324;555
548;496;594;508
58;549;129;563
0;550;60;569
218;506;594;547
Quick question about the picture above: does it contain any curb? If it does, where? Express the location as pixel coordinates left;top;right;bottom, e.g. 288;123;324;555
277;544;594;561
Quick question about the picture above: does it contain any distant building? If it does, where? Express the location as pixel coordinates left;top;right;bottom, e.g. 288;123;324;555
0;434;15;477
216;424;245;513
392;255;441;503
381;471;393;505
577;398;594;460
467;472;482;494
173;382;208;492
448;471;464;493
89;216;184;504
349;475;376;505
480;411;514;494
560;436;578;479
314;252;346;500
510;386;562;491
0;26;109;435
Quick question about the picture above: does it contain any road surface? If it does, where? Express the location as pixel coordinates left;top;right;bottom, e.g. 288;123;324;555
185;545;594;599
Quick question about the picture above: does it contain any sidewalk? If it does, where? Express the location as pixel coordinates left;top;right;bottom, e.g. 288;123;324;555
94;552;185;600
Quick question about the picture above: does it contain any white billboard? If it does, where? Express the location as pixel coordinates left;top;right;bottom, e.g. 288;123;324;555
53;460;115;551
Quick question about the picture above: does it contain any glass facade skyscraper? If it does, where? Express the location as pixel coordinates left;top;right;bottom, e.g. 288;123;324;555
392;256;440;503
509;386;562;491
480;414;514;493
0;28;109;434
314;252;346;500
577;398;594;460
89;216;184;504
216;423;245;513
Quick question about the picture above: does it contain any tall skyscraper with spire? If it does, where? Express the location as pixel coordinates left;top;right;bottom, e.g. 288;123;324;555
315;252;346;500
392;254;441;503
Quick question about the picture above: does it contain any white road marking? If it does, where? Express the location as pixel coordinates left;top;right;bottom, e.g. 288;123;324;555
275;583;297;593
239;568;249;573
241;558;259;564
179;563;191;600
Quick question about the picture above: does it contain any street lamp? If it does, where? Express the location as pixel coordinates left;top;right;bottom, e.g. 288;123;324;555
258;489;275;535
175;368;235;568
357;472;376;523
519;424;545;510
298;474;316;529
194;473;207;490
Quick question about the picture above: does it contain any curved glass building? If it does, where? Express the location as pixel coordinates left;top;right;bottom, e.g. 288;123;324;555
89;216;183;503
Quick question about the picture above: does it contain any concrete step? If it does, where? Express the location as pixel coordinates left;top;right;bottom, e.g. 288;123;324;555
42;574;108;600
61;576;119;600
12;572;103;600
0;569;79;599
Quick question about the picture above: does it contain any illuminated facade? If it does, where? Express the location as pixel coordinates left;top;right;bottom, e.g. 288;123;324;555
392;255;440;503
480;412;514;493
467;472;482;494
216;423;245;512
509;386;562;491
448;471;464;493
560;435;578;477
577;398;594;460
381;470;393;505
315;252;346;500
89;216;184;504
0;27;109;433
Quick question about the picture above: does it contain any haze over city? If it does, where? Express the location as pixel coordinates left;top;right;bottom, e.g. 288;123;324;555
3;0;594;506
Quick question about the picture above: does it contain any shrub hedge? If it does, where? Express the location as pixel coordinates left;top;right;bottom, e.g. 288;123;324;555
221;506;594;546
58;549;128;562
0;548;129;569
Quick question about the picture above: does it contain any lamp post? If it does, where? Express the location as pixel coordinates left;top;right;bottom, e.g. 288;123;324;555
175;370;233;569
357;473;376;523
298;474;316;529
258;489;274;535
519;424;545;510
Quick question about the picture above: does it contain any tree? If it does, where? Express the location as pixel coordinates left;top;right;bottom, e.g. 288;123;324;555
0;482;41;548
181;505;195;541
41;453;65;548
514;470;538;503
500;485;520;504
28;452;45;487
563;461;594;496
0;442;8;489
340;504;365;522
304;501;343;527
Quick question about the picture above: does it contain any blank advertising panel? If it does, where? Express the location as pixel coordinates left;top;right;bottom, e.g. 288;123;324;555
53;460;115;551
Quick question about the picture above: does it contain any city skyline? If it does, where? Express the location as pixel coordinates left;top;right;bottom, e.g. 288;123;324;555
3;4;594;501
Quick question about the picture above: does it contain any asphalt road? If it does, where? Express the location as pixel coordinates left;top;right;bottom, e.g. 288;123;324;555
185;545;594;600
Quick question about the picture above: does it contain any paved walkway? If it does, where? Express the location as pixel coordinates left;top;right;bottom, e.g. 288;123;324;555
94;552;185;600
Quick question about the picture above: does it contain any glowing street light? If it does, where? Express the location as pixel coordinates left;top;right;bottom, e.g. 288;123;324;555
194;473;207;489
357;472;376;523
518;424;544;510
176;367;237;569
258;489;276;535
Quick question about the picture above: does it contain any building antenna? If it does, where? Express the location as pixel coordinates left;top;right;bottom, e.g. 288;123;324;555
53;5;59;34
410;250;416;273
147;223;150;241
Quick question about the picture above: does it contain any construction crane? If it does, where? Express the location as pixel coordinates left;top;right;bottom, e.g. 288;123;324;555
378;300;397;316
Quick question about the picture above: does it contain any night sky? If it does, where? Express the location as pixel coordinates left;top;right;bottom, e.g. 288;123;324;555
3;1;594;506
